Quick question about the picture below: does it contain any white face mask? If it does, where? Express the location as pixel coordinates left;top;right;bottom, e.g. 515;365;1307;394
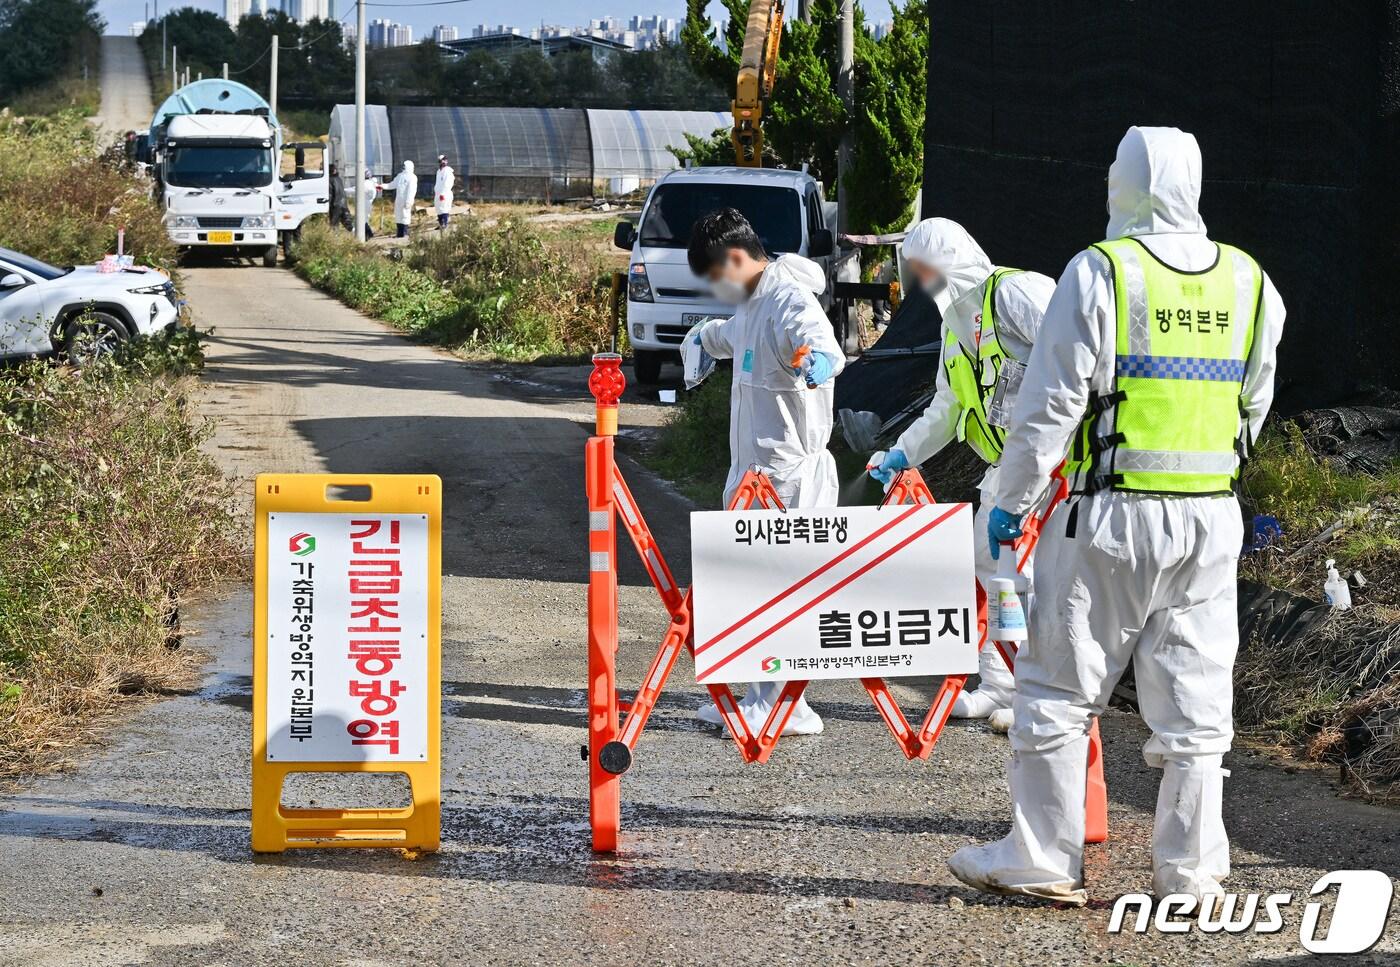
710;277;749;306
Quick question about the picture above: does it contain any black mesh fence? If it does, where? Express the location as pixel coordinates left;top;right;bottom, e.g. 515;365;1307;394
923;0;1400;412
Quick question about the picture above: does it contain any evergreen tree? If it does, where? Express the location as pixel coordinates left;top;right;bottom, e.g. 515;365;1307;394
683;0;926;234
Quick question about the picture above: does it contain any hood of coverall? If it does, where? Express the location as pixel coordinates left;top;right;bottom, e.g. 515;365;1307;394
1106;126;1207;239
900;217;993;347
402;160;414;175
760;252;827;296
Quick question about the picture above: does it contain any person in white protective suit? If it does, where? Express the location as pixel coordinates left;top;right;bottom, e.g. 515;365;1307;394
682;208;846;736
392;160;416;238
434;155;455;230
358;168;381;238
947;126;1285;906
867;219;1055;731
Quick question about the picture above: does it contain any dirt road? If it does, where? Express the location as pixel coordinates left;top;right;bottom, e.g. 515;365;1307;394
90;36;152;138
0;264;1396;966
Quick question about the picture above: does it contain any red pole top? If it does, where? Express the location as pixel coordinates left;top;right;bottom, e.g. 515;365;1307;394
589;352;625;436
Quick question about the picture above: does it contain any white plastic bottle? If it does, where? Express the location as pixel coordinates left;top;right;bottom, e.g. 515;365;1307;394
1324;559;1352;611
987;543;1028;641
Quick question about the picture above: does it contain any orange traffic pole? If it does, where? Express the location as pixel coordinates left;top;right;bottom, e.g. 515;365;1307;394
586;353;625;851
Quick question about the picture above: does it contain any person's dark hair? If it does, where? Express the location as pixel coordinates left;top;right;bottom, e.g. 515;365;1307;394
687;208;767;275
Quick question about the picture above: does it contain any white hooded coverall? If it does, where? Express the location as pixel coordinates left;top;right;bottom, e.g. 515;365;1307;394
434;164;455;216
893;219;1055;716
698;253;847;510
952;127;1286;903
696;253;846;732
392;160;416;227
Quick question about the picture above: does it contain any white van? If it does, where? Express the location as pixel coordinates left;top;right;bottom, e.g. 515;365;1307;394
614;166;852;384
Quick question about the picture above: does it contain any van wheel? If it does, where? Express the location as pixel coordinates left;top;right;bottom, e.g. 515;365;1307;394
262;245;278;268
633;350;664;385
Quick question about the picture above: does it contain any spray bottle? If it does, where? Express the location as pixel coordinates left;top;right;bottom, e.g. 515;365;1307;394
865;450;893;494
1324;559;1352;610
790;345;815;386
987;542;1028;642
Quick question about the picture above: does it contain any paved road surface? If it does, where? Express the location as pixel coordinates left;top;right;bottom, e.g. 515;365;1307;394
90;36;153;138
0;266;1395;966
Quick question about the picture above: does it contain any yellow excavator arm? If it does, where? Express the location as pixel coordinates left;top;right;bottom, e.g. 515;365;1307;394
732;0;785;167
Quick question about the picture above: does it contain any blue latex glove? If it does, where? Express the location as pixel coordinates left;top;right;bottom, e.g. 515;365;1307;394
803;351;837;387
987;507;1024;560
868;448;909;486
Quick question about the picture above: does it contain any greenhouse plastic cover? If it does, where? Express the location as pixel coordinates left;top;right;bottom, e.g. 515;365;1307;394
586;110;729;179
387;106;592;181
327;104;394;178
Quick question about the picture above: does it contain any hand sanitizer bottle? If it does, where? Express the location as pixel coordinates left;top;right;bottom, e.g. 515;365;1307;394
1324;559;1352;611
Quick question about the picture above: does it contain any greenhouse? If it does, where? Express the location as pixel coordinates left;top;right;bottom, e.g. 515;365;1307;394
326;105;729;201
326;104;395;179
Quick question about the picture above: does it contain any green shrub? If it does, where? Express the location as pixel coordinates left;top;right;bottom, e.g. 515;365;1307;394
293;216;617;361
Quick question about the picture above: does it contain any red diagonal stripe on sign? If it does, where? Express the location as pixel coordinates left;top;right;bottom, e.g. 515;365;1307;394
694;504;925;658
697;503;967;681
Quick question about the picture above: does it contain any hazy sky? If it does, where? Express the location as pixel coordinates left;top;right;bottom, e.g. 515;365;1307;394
100;0;698;42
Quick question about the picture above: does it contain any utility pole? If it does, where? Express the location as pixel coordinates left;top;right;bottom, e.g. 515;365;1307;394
269;35;280;121
354;0;368;241
222;62;229;80
171;45;177;91
836;0;853;236
798;0;810;24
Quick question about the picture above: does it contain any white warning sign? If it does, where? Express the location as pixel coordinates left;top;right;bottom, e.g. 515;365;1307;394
265;512;431;762
690;504;977;683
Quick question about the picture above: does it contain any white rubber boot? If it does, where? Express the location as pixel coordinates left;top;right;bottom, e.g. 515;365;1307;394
696;682;824;735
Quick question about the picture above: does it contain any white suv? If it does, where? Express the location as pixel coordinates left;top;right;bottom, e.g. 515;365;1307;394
0;248;182;362
614;166;850;384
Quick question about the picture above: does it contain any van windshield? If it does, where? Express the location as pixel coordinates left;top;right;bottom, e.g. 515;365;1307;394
639;183;803;254
165;144;273;189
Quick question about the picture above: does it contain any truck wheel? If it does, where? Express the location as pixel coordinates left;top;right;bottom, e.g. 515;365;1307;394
262;245;278;268
633;350;664;385
832;301;860;356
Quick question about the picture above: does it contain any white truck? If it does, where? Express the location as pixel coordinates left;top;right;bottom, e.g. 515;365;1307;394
614;166;855;384
151;79;328;267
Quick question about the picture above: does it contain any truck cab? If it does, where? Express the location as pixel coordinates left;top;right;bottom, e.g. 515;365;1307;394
160;114;281;265
614;166;851;384
151;79;328;267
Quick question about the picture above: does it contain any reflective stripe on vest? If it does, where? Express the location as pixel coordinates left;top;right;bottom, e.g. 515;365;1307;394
1065;239;1261;496
944;267;1021;464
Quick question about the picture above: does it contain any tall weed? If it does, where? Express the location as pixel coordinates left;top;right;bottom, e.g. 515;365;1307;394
0;352;239;778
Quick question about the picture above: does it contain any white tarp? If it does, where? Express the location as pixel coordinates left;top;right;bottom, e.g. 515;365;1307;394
690;504;978;683
265;512;430;762
587;109;730;181
327;104;395;179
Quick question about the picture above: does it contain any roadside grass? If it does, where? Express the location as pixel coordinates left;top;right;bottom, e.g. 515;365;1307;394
0;334;240;780
644;368;732;507
1240;420;1400;608
293;215;618;361
0;109;232;780
0;111;175;271
1236;419;1400;799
